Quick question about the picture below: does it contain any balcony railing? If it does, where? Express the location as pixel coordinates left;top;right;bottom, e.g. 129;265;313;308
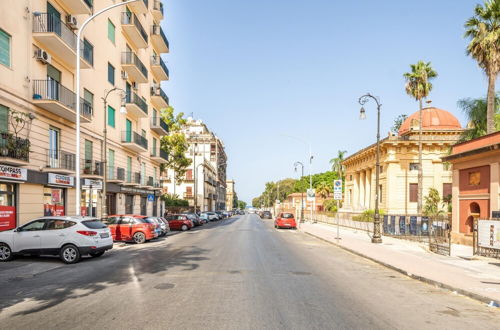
153;0;163;15
121;12;148;44
125;170;133;183
151;116;169;132
0;133;30;162
151;24;169;50
47;149;76;171
184;192;194;199
32;80;92;120
82;159;103;176
134;172;142;185
121;130;148;149
126;91;148;115
151;55;169;77
121;52;148;79
160;149;169;161
151;86;169;105
147;176;154;186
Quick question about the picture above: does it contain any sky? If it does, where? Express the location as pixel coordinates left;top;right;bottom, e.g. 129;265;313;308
160;0;489;204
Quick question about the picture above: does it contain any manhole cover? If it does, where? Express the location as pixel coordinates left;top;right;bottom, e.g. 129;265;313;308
154;283;175;290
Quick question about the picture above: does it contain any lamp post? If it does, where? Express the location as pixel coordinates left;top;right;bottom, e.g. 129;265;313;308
358;93;383;244
101;88;126;219
294;161;305;224
74;0;139;216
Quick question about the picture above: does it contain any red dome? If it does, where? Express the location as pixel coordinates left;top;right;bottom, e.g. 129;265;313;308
398;107;462;135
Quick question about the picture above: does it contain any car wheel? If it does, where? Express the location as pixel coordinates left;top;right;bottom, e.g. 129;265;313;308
133;232;146;244
90;251;105;258
60;244;80;264
0;243;13;262
181;224;188;231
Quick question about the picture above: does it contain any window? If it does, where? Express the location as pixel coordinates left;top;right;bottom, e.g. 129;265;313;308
127;156;132;181
379;166;383;173
0;28;11;67
443;183;452;199
186;169;193;180
409;183;418;203
107;105;115;127
152;138;157;156
20;220;46;232
409;163;419;171
83;89;93;115
108;149;115;179
0;104;8;132
107;62;115;85
84;140;93;172
46;219;76;230
186;186;192;195
107;19;115;43
83;38;93;66
141;129;146;138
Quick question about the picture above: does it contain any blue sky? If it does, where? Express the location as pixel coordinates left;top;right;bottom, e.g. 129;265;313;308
161;0;489;203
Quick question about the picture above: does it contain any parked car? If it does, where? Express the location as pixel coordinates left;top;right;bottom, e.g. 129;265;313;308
158;217;171;233
106;215;157;244
199;213;210;223
145;217;169;237
222;211;231;218
183;213;203;226
165;214;194;231
0;216;113;264
261;211;272;219
202;212;219;221
274;212;297;229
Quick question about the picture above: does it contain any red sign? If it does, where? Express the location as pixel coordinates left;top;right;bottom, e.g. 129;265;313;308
0;206;16;231
54;205;65;216
81;206;87;217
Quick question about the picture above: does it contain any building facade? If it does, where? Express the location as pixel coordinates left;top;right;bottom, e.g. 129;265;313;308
226;179;235;210
163;118;227;212
0;0;170;230
342;107;463;215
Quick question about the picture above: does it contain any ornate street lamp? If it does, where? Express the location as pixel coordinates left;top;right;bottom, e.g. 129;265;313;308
358;93;383;244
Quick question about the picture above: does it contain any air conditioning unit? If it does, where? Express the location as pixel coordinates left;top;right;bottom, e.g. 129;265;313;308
121;70;129;80
36;49;51;64
66;15;78;29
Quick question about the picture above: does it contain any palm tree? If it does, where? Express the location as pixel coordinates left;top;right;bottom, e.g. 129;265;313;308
464;0;500;134
316;181;332;200
458;95;500;142
329;150;347;180
403;61;438;214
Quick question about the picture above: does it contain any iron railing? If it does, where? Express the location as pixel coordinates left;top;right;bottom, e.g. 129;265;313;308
153;0;163;15
151;55;169;77
125;170;133;183
121;12;148;44
0;133;30;162
121;52;148;79
33;80;92;120
151;116;169;132
147;176;154;186
150;85;169;105
160;149;168;161
134;172;141;184
151;24;169;49
126;91;148;115
47;149;76;171
33;13;77;50
121;130;148;150
117;167;125;181
82;159;103;176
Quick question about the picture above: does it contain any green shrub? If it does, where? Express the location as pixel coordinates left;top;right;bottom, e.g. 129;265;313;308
352;209;386;222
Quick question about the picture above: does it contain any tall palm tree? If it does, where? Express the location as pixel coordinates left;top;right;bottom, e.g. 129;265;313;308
465;0;500;134
403;61;438;214
329;150;347;180
316;181;332;200
458;94;500;142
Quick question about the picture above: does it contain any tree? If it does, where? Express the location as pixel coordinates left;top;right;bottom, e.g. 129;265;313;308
465;0;500;134
391;114;408;133
316;181;332;199
329;150;347;180
423;188;444;218
403;61;438;214
237;200;247;210
458;95;500;142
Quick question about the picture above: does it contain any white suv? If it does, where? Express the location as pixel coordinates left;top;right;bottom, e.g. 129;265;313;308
0;216;113;264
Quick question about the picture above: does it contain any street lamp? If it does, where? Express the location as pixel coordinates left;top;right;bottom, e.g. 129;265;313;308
294;161;305;224
74;0;139;216
101;88;126;219
358;93;383;244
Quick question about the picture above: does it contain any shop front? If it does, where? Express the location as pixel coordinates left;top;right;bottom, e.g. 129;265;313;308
44;173;74;217
0;165;27;231
81;179;102;217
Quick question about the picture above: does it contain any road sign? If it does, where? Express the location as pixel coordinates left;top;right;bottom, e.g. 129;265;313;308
333;180;343;200
306;189;315;202
147;194;155;202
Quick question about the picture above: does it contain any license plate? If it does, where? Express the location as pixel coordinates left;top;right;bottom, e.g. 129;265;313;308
100;233;109;238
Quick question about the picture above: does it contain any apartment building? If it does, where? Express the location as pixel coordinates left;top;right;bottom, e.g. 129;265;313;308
163;118;227;212
225;179;235;211
0;0;170;230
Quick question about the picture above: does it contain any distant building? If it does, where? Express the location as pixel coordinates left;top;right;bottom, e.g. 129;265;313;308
342;107;463;215
226;180;236;210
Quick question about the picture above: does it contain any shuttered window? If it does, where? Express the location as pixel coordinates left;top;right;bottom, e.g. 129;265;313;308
83;89;93;115
0;104;9;132
107;105;115;127
443;183;452;199
107;62;115;85
409;183;418;203
107;19;115;43
0;29;11;67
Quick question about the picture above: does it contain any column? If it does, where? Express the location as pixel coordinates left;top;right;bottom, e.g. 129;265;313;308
359;171;365;209
353;172;360;210
490;163;499;213
365;169;371;209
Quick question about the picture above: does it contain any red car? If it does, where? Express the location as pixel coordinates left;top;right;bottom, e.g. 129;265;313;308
165;214;194;231
106;215;157;244
275;212;297;229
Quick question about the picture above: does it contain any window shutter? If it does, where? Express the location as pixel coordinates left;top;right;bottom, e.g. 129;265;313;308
108;19;115;43
409;184;418;203
107;106;115;127
0;29;10;67
0;104;9;132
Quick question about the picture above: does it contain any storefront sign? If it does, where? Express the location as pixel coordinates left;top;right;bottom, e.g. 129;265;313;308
83;179;103;190
120;186;150;195
0;205;16;231
0;165;27;181
478;220;500;250
48;173;74;187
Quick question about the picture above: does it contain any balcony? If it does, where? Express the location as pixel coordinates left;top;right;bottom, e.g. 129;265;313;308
150;85;169;109
125;91;148;118
135;172;143;185
121;131;148;153
122;170;135;186
183;192;194;199
151;148;168;164
44;149;76;174
151;25;169;53
127;0;148;14
0;133;30;166
151;0;163;21
60;0;93;14
150;116;168;135
107;166;125;183
150;55;169;81
82;159;104;179
32;13;91;69
33;80;92;123
121;52;148;83
121;12;148;49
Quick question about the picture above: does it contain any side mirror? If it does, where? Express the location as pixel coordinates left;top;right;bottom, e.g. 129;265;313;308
14;228;20;232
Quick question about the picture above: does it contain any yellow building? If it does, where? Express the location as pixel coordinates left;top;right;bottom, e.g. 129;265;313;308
342;107;463;215
0;0;169;229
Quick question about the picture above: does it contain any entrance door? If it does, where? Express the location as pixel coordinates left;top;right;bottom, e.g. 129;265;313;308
126;82;131;103
47;2;61;36
0;183;16;231
125;119;132;142
140;196;147;215
107;193;116;215
125;195;134;214
47;64;61;101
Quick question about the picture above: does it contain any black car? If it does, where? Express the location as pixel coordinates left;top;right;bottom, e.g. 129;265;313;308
261;211;272;219
183;213;203;226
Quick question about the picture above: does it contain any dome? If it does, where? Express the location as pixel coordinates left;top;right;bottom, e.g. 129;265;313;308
398;107;462;136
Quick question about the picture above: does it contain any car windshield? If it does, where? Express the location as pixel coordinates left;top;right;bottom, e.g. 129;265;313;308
282;213;294;219
82;220;107;229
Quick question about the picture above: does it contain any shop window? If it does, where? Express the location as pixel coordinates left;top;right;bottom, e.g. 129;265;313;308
43;187;65;216
0;183;16;230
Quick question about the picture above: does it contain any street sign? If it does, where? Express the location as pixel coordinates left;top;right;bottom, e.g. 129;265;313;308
147;194;155;202
306;189;315;202
333;179;343;201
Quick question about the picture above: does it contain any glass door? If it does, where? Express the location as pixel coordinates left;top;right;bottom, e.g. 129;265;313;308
84;140;92;174
47;2;61;36
47;64;61;101
126;82;131;103
48;127;59;168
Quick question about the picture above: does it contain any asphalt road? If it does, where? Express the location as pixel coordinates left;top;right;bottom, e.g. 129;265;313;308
0;214;498;330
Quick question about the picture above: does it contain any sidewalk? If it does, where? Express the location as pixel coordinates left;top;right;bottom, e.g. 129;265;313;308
300;221;500;305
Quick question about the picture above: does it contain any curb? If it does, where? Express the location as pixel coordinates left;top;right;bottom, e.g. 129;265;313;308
303;231;498;306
